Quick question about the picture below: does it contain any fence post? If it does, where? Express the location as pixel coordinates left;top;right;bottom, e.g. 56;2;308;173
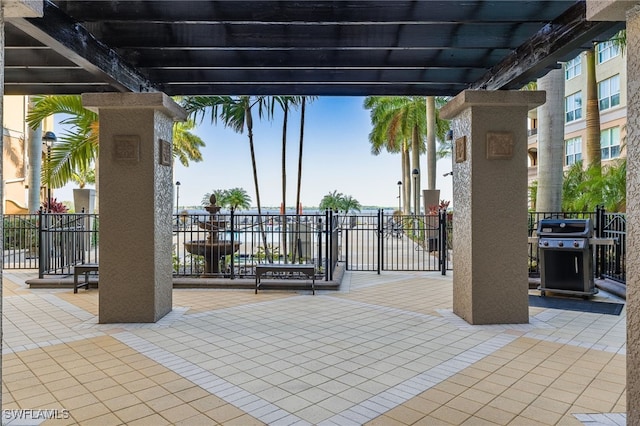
230;209;235;279
377;209;382;275
595;205;605;278
38;208;44;278
318;214;323;279
439;209;447;275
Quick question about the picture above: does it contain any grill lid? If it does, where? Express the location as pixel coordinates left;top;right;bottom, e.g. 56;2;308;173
536;218;593;238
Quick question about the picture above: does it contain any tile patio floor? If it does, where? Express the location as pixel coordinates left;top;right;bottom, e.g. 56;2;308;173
1;270;626;425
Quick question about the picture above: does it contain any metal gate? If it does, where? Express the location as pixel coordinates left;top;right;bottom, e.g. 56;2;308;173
342;210;451;273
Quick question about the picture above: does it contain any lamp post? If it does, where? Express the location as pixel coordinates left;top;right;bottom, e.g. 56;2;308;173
412;168;419;215
175;181;181;226
397;180;402;212
42;131;56;212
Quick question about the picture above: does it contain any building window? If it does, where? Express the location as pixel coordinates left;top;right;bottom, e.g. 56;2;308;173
565;56;581;80
601;127;621;160
565;137;582;166
565;92;582;123
598;74;620;110
597;40;620;64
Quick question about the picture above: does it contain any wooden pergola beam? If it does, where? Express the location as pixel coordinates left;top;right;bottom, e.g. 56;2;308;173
8;1;155;93
470;1;623;91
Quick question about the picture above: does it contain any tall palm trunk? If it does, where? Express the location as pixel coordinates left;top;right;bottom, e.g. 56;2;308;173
426;96;436;190
281;100;289;263
293;98;307;263
536;68;565;211
403;143;411;214
585;47;602;172
245;103;271;261
27;97;43;211
411;126;420;214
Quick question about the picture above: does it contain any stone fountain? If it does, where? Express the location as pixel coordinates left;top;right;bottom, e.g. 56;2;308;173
183;195;241;274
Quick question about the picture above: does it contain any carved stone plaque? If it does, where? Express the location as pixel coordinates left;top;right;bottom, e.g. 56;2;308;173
455;136;466;163
159;139;172;166
113;135;140;162
486;131;514;160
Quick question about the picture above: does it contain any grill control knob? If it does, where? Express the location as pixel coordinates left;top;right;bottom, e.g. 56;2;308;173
543;241;549;247
573;241;579;248
558;241;564;247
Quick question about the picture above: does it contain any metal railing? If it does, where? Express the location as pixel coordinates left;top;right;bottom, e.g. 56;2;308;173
3;207;625;286
173;210;337;280
342;210;451;273
39;212;99;277
3;214;39;269
527;208;626;284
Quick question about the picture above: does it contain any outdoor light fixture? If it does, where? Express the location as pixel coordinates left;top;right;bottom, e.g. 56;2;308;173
446;129;453;141
412;169;419;215
175;181;181;258
397;180;402;212
42;131;57;211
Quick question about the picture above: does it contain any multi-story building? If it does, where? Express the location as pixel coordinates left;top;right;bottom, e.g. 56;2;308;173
527;38;627;188
2;96;54;213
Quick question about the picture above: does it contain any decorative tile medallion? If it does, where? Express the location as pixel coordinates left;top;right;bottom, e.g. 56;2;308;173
113;135;140;162
455;136;466;163
486;131;514;159
159;139;172;166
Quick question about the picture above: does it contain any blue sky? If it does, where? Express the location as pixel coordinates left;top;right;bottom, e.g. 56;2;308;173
55;96;453;209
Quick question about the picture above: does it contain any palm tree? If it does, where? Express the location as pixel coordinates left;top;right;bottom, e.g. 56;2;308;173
319;190;344;212
224;187;252;212
26;96;98;189
535;68;565;212
585;46;602;171
71;165;95;189
425;96;452;191
182;95;276;261
26;95;206;208
363;96;424;214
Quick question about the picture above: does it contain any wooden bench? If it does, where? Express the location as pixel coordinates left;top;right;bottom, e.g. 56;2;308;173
255;264;316;295
74;264;99;293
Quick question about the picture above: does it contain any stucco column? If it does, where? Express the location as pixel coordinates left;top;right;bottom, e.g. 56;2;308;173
587;3;640;422
2;0;45;409
536;68;565;212
82;93;186;323
440;90;545;324
628;7;640;423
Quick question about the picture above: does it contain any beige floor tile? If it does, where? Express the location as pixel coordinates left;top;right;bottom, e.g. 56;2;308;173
126;413;173;426
384;405;425;424
474;404;517;425
430;405;472;425
114;404;157;423
146;393;186;412
366;414;408;426
446;395;484;415
205;403;248;424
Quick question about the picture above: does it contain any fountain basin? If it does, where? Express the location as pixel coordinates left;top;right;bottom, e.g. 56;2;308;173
184;240;241;274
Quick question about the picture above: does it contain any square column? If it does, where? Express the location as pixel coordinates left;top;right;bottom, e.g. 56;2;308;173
82;93;186;323
441;90;545;324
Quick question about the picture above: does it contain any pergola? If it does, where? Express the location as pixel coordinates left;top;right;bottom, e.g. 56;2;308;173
4;0;622;96
2;0;640;422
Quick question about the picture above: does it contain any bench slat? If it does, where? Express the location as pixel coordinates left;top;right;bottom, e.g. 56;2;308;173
255;264;315;295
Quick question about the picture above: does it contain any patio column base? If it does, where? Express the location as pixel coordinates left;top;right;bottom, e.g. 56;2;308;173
441;90;545;325
83;93;186;323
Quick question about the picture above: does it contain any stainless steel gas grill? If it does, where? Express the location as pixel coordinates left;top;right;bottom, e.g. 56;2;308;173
536;218;596;297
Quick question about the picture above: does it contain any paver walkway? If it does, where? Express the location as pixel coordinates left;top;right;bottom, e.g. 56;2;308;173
2;270;626;425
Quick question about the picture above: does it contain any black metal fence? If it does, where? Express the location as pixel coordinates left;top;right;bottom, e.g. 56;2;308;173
527;208;626;284
342;210;451;273
173;210;338;280
2;208;626;286
3;214;39;269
